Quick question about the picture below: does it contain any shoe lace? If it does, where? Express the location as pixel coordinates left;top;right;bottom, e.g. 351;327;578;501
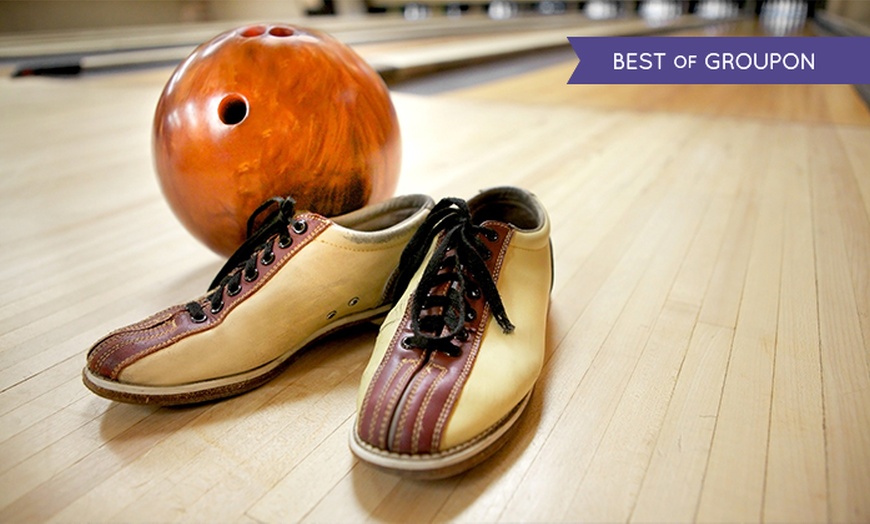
185;197;307;323
391;197;514;356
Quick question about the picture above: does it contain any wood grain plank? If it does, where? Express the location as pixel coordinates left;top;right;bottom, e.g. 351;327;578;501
761;123;827;522
629;322;734;522
631;126;764;522
246;417;360;522
628;123;765;524
694;123;786;523
0;402;199;523
837;127;870;219
810;126;870;523
0;398;146;513
565;299;699;521
830;126;870;394
563;120;749;522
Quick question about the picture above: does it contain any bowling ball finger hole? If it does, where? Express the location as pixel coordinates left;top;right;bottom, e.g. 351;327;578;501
218;94;248;125
268;26;294;37
240;26;266;37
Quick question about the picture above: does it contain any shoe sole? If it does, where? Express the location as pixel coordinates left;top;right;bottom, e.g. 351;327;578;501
349;391;532;479
82;304;392;406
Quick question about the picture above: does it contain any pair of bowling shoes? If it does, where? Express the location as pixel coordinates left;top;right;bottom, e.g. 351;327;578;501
84;186;553;478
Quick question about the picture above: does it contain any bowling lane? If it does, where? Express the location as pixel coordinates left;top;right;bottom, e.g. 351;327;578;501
1;10;869;524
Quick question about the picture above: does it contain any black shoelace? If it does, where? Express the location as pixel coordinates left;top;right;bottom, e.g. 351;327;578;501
392;197;514;356
185;197;307;323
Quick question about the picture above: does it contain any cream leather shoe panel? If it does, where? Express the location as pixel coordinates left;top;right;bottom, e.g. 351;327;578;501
119;226;410;387
438;221;552;451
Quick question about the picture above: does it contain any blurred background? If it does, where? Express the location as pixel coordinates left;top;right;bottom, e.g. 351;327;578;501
2;0;868;86
0;0;867;34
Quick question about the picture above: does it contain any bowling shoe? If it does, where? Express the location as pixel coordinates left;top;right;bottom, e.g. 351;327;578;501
351;186;553;478
83;194;434;405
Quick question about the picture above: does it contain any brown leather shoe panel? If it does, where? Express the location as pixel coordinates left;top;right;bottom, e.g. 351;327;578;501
356;312;426;449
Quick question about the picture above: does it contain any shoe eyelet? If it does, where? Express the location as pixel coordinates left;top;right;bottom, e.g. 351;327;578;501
465;308;476;322
348;297;359;307
292;219;307;234
211;302;224;314
401;336;414;349
190;310;208;323
261;251;275;265
278;235;292;249
326;310;337;320
244;268;259;282
467;284;481;299
227;281;242;296
483;229;499;242
481;249;492;260
455;328;469;342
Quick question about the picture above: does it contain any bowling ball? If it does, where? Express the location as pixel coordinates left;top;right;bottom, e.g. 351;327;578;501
153;24;401;256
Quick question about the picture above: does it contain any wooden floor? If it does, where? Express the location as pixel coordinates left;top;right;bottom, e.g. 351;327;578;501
1;17;870;523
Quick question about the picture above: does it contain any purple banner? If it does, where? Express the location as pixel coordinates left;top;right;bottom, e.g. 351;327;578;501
567;37;870;85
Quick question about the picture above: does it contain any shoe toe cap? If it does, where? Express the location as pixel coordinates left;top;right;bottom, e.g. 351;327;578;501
86;305;192;381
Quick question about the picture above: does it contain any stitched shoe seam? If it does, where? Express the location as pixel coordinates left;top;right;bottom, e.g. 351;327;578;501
393;365;430;451
87;305;179;354
92;320;178;375
410;363;447;454
377;360;419;448
359;302;416;442
356;393;526;460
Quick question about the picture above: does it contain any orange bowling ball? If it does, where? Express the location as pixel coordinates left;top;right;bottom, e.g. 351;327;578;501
153;24;401;256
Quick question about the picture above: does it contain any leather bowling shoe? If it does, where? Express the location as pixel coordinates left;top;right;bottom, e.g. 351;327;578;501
84;194;434;405
351;186;553;478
